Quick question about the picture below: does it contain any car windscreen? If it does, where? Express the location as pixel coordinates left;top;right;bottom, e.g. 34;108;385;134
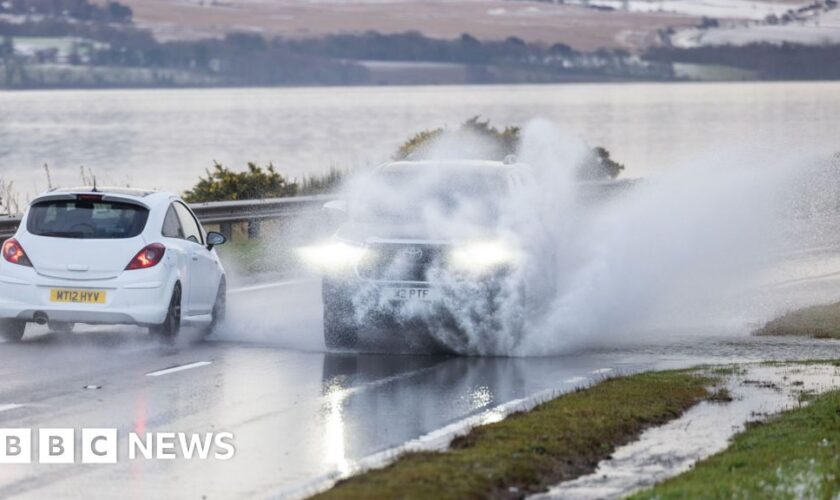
26;199;150;239
351;170;509;225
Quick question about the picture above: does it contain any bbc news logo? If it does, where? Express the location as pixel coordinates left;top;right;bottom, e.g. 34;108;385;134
0;429;235;463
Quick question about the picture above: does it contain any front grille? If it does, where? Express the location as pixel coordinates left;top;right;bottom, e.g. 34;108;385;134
356;243;448;282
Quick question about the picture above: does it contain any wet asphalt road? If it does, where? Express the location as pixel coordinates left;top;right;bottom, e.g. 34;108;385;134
0;278;839;499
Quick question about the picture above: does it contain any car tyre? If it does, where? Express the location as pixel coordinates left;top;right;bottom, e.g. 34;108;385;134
322;279;359;350
203;279;226;338
150;283;181;341
0;319;25;342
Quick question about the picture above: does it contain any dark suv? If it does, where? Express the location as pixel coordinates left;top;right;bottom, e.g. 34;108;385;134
302;160;536;350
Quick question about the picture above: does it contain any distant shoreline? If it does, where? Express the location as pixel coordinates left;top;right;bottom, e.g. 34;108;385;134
3;78;840;93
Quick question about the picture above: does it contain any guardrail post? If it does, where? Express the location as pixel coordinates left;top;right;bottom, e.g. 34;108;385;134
247;219;261;239
219;222;233;241
0;218;18;243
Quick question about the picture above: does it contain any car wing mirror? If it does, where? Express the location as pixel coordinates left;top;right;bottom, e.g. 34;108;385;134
206;231;227;250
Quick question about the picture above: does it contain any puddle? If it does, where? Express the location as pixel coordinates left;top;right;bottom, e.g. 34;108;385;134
531;363;840;500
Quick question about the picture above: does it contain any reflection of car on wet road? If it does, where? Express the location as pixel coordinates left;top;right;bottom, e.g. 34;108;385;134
0;188;228;342
301;160;536;350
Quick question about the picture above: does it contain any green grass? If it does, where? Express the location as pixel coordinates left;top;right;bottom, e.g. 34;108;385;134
216;239;296;276
708;386;733;403
315;370;713;500
707;365;747;377
632;389;840;499
754;301;840;339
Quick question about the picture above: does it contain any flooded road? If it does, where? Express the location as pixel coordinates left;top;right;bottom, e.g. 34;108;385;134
2;188;840;497
0;278;838;498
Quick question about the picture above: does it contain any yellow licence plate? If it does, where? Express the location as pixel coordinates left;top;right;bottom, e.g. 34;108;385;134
50;289;106;304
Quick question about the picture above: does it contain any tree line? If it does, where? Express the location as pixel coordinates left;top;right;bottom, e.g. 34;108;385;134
4;0;840;87
645;43;840;80
0;7;660;88
2;0;132;23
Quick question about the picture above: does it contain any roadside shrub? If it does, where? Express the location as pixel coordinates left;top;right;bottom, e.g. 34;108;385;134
298;167;345;196
395;116;519;161
183;161;348;202
184;119;625;203
395;117;624;179
183;161;297;202
584;146;624;179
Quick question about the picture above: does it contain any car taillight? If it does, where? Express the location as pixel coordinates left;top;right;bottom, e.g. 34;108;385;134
1;238;32;267
76;194;103;202
125;243;166;270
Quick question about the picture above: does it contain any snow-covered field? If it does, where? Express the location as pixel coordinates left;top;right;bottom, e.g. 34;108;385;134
117;0;694;50
672;8;840;46
49;0;837;50
579;0;810;21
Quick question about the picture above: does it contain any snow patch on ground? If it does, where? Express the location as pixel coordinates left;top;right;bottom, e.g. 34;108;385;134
673;8;840;46
576;0;809;21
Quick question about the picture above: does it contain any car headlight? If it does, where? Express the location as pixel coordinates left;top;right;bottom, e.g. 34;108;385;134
297;241;368;273
449;240;519;273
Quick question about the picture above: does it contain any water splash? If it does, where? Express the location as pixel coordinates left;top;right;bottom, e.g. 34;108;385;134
329;119;840;356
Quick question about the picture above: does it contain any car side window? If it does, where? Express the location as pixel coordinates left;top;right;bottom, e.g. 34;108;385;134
174;202;204;245
162;205;184;239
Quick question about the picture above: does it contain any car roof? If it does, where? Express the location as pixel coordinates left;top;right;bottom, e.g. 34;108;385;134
51;187;159;197
31;187;177;208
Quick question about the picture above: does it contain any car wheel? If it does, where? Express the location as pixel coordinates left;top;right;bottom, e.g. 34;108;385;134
150;283;181;341
0;319;26;342
322;279;359;350
203;279;226;338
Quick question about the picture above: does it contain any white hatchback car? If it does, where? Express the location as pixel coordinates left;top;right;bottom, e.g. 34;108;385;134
0;188;227;342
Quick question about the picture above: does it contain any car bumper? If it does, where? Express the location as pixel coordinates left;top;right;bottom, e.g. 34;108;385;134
0;265;174;326
324;275;437;306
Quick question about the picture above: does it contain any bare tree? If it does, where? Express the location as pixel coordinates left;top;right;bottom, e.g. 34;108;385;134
0;178;21;216
44;163;53;190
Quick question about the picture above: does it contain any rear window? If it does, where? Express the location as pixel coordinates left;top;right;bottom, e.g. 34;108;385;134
27;199;149;239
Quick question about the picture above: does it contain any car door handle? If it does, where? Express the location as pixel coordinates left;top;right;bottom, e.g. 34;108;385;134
192;256;199;261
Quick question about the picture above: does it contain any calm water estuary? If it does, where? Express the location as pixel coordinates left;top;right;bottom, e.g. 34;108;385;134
0;81;838;197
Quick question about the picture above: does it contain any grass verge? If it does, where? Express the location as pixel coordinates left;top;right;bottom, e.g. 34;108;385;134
216;240;296;276
631;388;840;499
314;370;713;499
754;301;840;339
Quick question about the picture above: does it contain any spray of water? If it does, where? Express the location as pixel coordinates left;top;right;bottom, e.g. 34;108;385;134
515;123;787;355
335;118;840;356
222;118;839;357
